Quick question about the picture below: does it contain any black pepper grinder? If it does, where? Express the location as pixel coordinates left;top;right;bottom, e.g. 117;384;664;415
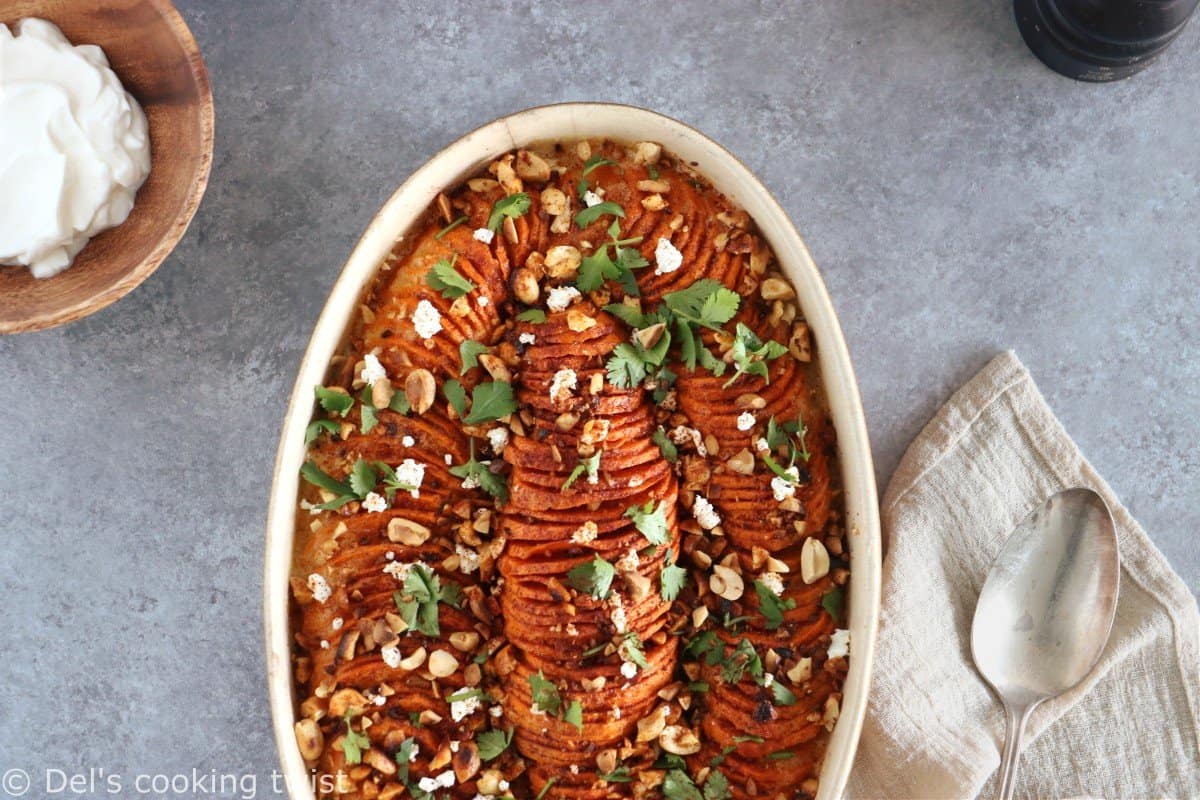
1014;0;1199;81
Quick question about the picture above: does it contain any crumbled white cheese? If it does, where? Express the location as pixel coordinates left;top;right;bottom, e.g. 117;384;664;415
759;571;785;597
670;425;706;456
331;617;343;631
478;295;489;307
320;640;329;649
654;237;683;275
828;628;851;660
307;573;331;603
381;644;402;668
362;491;388;513
753;437;770;453
616;548;640;573
762;672;775;688
611;706;622;720
489;705;504;718
299;499;322;516
406;743;420;761
360;353;387;387
620;660;638;680
587;453;601;485
583;190;603;208
460;472;481;490
550;368;578;403
385;551;395;561
473;227;494;244
450;741;460;753
373;694;386;706
571;521;598;545
486;426;509;454
692;495;721;530
609;593;628;633
771;466;800;501
736;411;756;431
518;332;536;345
450;694;482;722
401;435;415;447
444;453;454;465
412;299;443;339
456;543;480;574
383;561;412;581
418;771;457;792
546;285;581;312
394;458;426;498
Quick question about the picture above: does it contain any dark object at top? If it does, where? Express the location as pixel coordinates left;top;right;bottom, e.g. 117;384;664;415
1014;0;1199;81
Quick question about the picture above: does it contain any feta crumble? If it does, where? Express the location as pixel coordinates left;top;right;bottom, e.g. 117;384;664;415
418;771;456;792
412;299;443;339
669;425;706;456
456;543;480;574
362;491;388;513
654;237;683;275
771;466;800;501
753;436;770;453
587;452;601;485
486;426;509;454
360;353;387;387
759;571;785;596
609;593;628;633
401;435;415;447
307;573;331;603
828;628;851;660
381;644;402;668
450;694;482;722
583;190;603;208
549;368;577;403
473;227;495;244
394;458;426;498
518;332;536;345
546;285;581;312
331;617;343;631
478;295;490;307
620;660;638;680
736;411;756;431
692;495;721;530
383;561;415;581
571;521;598;545
616;548;640;573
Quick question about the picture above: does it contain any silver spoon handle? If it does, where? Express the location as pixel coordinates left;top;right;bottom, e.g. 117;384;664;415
996;703;1033;800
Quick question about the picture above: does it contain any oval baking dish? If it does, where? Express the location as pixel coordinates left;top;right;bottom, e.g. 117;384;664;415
264;103;880;799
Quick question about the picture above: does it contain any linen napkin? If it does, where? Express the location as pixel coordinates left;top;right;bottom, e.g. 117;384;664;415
847;351;1200;799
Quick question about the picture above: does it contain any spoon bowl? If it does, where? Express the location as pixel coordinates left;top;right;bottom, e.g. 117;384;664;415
971;487;1119;799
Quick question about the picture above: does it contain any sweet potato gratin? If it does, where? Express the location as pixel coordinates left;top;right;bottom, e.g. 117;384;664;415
290;140;850;800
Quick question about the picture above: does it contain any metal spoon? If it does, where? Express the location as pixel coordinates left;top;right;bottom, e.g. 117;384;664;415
970;488;1120;800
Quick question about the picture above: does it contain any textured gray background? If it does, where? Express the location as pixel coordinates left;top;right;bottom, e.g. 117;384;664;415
0;1;1196;797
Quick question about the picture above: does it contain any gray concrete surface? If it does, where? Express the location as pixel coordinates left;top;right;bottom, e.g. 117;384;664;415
0;1;1196;797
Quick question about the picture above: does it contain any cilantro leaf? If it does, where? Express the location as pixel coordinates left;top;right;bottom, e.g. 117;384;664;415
359;386;379;434
605;342;648;388
388;391;411;414
697;343;727;377
661;555;688;601
561;450;601;490
703;770;732;800
463;380;516;425
348;459;378;498
393;564;461;637
449;444;509;504
567;555;616;599
374;461;419;500
577;248;616;293
624;501;670;546
564;699;584;732
753;580;796;631
574;200;626;229
435;215;468;239
582;155;617;178
443;379;467;417
535;778;558;800
305;419;340;444
770;680;798;707
620;631;648;669
340;711;370;764
395;736;417;780
652;426;678;462
517;308;546;323
459;339;490;374
821;586;844;623
315;385;354;417
425;254;475;299
487;192;531;232
475;728;513;761
528;671;562;716
663;279;740;330
721;638;763;684
599;767;633;783
603;302;651;329
662;770;703;800
724;322;788;388
299;461;357;509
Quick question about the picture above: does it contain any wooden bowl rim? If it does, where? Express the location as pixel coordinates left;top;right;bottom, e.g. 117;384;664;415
0;0;215;334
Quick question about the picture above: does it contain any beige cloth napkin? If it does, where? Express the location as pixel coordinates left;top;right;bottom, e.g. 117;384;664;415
847;351;1200;799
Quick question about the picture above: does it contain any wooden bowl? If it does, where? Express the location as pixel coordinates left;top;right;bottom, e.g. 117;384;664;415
0;0;213;334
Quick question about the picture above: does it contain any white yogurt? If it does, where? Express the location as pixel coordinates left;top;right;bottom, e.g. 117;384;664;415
0;19;151;278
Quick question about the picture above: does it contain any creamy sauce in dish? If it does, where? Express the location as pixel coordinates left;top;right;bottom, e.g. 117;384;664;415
0;19;151;278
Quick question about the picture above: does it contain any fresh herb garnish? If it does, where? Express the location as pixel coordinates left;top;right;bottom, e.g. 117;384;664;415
723;322;787;388
619;631;648;669
359;386;379;434
340;710;370;764
487;192;531;232
449;443;509;504
599;767;633;783
516;308;546;323
435;215;468;239
462;380;517;425
660;553;688;601
425;254;475;299
561;450;601;490
821;586;844;622
720;638;764;684
315;385;354;416
652;426;678;462
299;461;358;510
753;580;796;631
528;671;562;716
459;339;490;374
535;778;558;800
662;279;740;331
567;555;616;599
576;219;647;294
574;200;626;229
374;461;419;499
703;770;732;800
392;563;462;637
305;419;340;444
475;728;513;761
443;378;467;417
661;769;704;800
582;155;617;178
605;343;649;389
564;699;584;732
395;736;417;779
624;500;670;546
767;750;796;760
770;681;798;707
